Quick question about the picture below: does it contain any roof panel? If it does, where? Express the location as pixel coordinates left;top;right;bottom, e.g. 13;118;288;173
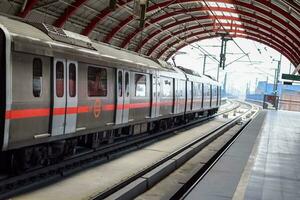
0;0;298;66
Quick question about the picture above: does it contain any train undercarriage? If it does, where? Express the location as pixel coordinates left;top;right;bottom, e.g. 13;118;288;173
0;108;218;174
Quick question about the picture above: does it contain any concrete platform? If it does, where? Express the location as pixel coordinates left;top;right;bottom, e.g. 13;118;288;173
184;110;300;200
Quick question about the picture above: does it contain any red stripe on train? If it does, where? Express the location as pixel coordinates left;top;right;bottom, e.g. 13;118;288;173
53;107;66;115
102;102;152;111
4;101;183;119
128;102;151;109
5;106;89;119
5;108;50;119
77;106;89;113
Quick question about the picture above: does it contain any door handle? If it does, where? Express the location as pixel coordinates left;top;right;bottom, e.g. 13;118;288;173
34;133;50;139
76;127;86;131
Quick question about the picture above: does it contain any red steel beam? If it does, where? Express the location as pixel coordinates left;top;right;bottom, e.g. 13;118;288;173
54;0;88;28
126;6;300;52
82;0;129;36
164;34;297;67
145;17;298;59
82;8;111;35
135;9;300;53
156;30;297;65
103;16;134;42
105;0;299;46
18;0;38;18
82;2;180;41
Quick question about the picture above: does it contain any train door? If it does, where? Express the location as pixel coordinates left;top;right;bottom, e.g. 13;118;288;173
159;77;173;116
174;79;179;114
115;69;130;124
174;80;185;114
186;81;192;112
210;85;212;107
156;75;161;117
203;83;210;109
216;86;220;106
65;61;78;133
51;59;78;136
151;73;160;118
219;86;222;105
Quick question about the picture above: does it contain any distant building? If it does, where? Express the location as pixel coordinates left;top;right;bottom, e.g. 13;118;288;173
246;81;300;111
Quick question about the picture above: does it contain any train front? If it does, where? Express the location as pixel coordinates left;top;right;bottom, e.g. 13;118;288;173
0;22;9;151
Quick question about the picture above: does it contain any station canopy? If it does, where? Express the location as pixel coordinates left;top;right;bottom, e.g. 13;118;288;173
2;0;300;67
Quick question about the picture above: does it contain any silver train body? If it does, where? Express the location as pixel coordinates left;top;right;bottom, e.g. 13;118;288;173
0;16;220;170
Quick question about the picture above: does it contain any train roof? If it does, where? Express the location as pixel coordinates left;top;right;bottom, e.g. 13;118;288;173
0;16;163;71
176;65;220;85
0;16;220;85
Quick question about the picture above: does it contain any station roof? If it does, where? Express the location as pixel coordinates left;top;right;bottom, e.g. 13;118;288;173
1;0;300;67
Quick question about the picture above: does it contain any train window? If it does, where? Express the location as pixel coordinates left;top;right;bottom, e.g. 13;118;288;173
187;81;192;97
56;61;64;97
216;86;219;105
162;78;172;97
157;79;161;97
193;82;202;97
198;83;202;96
88;67;107;97
193;83;197;97
125;72;129;97
135;74;146;97
69;63;76;97
179;80;185;97
33;58;43;97
205;84;210;96
118;71;123;97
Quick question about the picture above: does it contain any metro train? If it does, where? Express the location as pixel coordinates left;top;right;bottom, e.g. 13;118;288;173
0;16;221;171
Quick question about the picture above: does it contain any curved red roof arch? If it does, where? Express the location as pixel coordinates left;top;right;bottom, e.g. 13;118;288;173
146;22;298;63
54;0;89;28
17;0;38;18
100;0;300;48
133;11;300;54
144;17;300;57
159;33;297;67
15;0;300;66
120;6;300;52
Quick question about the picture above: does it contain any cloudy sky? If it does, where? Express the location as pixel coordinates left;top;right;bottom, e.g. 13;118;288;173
169;38;293;98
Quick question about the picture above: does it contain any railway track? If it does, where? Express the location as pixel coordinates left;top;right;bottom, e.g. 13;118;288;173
0;101;241;199
100;102;258;200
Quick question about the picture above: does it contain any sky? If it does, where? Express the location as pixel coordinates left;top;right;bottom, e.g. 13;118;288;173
169;38;294;98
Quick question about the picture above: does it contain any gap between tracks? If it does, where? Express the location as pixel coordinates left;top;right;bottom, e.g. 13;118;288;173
92;102;257;200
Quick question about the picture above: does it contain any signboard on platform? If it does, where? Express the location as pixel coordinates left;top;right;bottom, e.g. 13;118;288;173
263;94;279;110
282;74;300;81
